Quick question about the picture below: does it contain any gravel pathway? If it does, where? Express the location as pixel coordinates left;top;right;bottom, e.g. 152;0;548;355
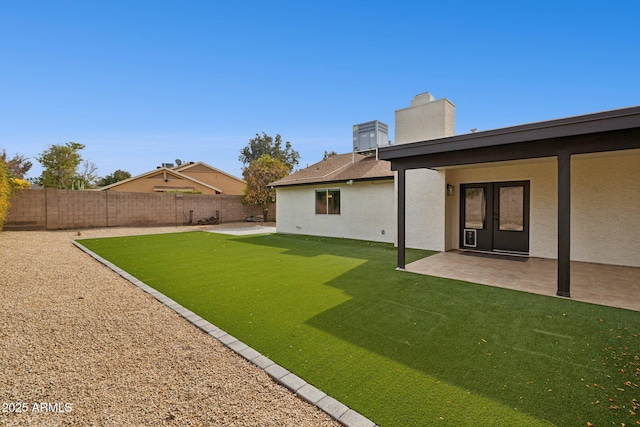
0;226;341;426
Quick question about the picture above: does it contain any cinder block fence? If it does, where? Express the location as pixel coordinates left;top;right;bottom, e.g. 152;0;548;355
5;189;266;231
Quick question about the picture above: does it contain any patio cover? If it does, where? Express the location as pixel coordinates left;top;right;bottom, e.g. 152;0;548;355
378;106;640;297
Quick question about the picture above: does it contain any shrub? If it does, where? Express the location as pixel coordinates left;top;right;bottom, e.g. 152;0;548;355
0;160;12;231
9;178;31;190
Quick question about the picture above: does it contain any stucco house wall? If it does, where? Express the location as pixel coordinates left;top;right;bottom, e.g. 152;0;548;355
402;169;447;251
441;150;640;267
100;162;245;195
444;159;557;259
102;169;221;194
276;149;639;268
276;180;396;243
571;150;640;267
177;163;246;195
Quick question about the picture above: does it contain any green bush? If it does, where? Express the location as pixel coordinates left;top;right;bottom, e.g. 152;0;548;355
0;160;11;231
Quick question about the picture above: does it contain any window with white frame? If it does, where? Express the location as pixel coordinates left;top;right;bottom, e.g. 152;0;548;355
315;189;340;214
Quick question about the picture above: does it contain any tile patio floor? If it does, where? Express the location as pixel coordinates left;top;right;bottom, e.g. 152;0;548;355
405;250;640;312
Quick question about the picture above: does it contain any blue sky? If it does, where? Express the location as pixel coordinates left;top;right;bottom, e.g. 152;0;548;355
1;1;638;180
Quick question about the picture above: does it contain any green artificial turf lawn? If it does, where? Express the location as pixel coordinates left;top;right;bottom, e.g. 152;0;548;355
79;231;640;426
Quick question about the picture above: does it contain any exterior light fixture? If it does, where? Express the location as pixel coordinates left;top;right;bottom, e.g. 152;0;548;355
446;184;455;196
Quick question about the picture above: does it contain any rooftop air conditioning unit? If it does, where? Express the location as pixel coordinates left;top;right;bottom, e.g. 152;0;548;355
353;120;390;152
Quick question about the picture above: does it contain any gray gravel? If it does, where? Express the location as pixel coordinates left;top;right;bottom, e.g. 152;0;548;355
0;227;341;426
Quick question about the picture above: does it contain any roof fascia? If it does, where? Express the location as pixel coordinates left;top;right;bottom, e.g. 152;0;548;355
271;176;394;188
177;161;245;182
379;106;640;161
387;127;640;171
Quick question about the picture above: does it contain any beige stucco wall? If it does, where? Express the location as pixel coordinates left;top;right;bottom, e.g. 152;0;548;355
180;165;246;195
403;169;447;251
442;150;640;267
274;150;639;268
444;159;557;258
275;180;395;243
105;170;220;194
571;150;640;267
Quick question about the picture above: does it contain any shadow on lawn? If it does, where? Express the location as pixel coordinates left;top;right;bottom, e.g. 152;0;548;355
233;233;399;259
234;234;640;426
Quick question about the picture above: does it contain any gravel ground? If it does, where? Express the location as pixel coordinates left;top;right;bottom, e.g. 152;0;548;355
0;226;341;426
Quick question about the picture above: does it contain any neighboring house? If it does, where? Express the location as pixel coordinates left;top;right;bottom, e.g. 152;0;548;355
100;161;246;195
270;152;395;243
173;161;246;195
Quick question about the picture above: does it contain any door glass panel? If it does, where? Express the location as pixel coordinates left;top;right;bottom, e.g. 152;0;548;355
499;186;524;231
465;187;486;229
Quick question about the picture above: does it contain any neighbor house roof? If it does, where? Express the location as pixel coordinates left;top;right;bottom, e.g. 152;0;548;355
173;161;244;182
270;152;394;187
99;167;224;193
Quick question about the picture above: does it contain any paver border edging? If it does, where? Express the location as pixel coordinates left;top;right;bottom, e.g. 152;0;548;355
72;240;378;427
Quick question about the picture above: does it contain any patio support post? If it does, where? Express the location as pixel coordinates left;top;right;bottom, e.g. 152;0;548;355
397;168;406;269
557;152;571;297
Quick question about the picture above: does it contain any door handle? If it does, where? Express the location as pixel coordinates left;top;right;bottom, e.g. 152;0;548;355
493;212;498;221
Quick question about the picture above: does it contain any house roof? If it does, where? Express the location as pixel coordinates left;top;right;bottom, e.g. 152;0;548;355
99;167;224;193
379;106;640;169
173;161;244;182
270;152;394;187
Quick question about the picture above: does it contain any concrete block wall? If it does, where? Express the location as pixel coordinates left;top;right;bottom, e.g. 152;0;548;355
56;189;108;229
181;193;221;224
110;192;176;227
4;189;265;230
3;189;47;230
219;195;274;222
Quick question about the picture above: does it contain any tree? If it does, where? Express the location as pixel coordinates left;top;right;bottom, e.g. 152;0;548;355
97;169;131;187
0;149;32;179
239;132;300;172
242;154;289;221
323;150;338;160
73;159;100;189
36;142;85;189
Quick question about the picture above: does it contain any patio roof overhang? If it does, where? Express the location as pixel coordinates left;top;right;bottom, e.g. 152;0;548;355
378;106;640;298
